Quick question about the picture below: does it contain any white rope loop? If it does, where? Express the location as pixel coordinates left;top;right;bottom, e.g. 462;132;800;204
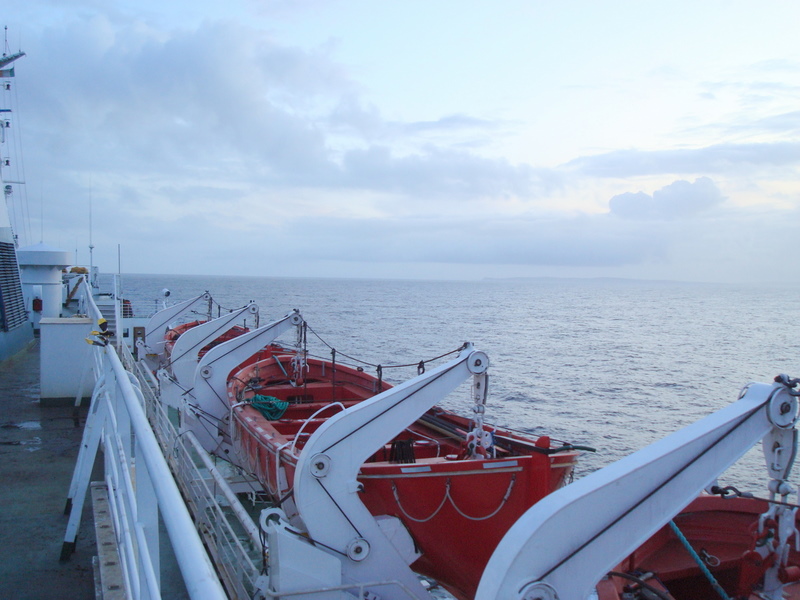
391;474;516;523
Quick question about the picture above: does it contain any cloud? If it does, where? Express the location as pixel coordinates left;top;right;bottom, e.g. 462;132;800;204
609;177;724;220
97;209;668;274
14;13;559;230
7;2;800;285
567;143;800;177
339;146;561;199
265;213;668;269
404;114;497;134
731;110;800;136
91;199;798;285
21;17;344;179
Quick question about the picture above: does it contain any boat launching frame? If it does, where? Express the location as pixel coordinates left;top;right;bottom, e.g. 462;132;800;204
61;279;423;600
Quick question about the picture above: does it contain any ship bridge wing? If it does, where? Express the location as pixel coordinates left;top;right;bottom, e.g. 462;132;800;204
0;50;25;71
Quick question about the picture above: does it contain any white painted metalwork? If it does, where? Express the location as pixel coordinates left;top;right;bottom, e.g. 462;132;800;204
63;284;229;600
117;296;429;600
167;301;258;386
141;292;212;358
477;379;800;600
186;310;303;455
294;344;489;600
157;301;260;411
62;287;491;599
123;339;265;599
61;278;800;600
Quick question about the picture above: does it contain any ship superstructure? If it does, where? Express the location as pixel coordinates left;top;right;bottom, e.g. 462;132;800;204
0;32;30;361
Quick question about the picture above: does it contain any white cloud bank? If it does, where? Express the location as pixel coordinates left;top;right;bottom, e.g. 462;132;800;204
609;178;724;220
3;1;799;283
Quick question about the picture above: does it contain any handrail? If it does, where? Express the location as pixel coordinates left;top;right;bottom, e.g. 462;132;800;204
66;278;430;600
120;324;264;598
104;337;227;599
289;401;346;455
66;276;228;600
183;429;263;550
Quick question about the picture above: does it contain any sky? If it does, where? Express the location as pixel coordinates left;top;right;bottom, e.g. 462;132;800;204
1;0;799;282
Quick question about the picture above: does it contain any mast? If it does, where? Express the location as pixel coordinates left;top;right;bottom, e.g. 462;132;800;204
1;26;27;247
89;185;95;288
0;27;30;354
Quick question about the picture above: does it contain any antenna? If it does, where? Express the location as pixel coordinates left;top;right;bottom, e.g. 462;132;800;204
118;243;123;303
89;180;95;289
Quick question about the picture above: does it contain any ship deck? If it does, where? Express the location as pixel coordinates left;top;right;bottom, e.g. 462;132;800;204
0;340;97;599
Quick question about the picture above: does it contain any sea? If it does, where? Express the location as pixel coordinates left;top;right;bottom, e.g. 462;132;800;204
118;273;800;492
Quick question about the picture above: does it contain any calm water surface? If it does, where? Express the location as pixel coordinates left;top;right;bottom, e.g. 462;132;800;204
118;274;800;491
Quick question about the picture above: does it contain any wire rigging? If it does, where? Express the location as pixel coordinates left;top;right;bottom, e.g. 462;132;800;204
306;322;467;371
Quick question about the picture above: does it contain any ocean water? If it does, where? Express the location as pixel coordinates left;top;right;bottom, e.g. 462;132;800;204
119;274;800;491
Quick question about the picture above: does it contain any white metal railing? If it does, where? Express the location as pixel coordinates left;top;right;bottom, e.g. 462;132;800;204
63;278;229;600
122;340;265;598
64;277;432;600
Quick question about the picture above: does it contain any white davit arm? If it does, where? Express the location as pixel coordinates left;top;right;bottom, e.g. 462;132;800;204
187;310;303;455
293;344;489;600
167;301;258;387
141;292;211;356
476;378;800;600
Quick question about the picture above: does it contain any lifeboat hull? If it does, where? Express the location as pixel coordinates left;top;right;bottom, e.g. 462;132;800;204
598;495;800;600
227;353;581;599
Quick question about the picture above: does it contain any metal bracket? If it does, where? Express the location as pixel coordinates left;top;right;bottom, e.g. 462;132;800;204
763;428;798;482
468;350;489;374
763;382;799;484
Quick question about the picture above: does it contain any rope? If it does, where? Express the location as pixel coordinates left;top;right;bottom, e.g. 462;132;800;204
209;297;251;314
250;395;289;420
392;480;449;523
306;324;466;370
391;474;516;523
710;484;800;509
668;520;732;600
449;474;516;521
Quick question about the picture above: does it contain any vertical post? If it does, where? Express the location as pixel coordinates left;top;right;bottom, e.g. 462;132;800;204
136;435;160;598
115;375;132;460
114;273;122;352
62;358;107;560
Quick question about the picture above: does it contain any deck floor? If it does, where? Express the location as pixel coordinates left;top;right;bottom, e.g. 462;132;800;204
0;339;98;599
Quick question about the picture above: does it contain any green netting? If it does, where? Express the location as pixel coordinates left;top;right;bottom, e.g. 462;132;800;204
250;395;289;420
